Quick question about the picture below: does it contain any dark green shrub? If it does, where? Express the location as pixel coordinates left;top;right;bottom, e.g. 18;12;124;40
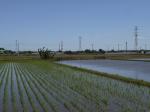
38;47;55;59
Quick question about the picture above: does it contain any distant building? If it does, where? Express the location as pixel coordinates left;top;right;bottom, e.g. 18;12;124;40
140;50;146;54
31;52;39;55
0;48;5;54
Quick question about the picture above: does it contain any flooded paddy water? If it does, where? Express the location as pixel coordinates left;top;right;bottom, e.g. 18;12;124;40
60;59;150;82
0;61;149;111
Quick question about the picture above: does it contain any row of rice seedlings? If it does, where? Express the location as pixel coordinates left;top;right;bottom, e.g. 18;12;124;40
11;63;17;112
10;63;23;112
15;64;44;112
0;63;4;71
10;63;17;112
7;63;13;111
0;64;8;112
0;64;7;87
24;65;80;112
14;63;33;112
0;64;5;77
16;64;54;112
20;65;68;112
3;64;11;112
24;63;98;112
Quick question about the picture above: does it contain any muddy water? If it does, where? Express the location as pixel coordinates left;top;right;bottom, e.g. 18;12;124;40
59;60;150;82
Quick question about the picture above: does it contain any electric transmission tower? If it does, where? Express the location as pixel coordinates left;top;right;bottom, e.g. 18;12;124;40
91;43;94;51
134;26;138;51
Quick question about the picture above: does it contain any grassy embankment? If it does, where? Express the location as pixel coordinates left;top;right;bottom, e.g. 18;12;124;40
1;53;150;61
55;53;150;61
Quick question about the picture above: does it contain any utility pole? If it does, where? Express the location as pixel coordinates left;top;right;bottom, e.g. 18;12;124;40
79;36;82;51
17;41;19;56
58;43;60;51
118;43;120;51
16;40;18;53
91;43;94;51
134;26;138;51
16;40;19;56
125;41;128;52
145;43;147;50
60;41;63;52
112;45;114;51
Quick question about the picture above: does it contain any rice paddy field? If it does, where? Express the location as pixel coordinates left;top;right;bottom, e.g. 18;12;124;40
0;60;150;112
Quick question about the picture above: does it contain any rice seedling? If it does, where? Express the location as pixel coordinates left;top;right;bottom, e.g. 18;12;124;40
0;60;149;112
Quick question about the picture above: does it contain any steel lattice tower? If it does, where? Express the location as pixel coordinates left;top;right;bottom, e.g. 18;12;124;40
134;26;138;50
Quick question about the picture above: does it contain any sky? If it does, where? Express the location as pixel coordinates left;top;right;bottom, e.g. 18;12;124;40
0;0;150;51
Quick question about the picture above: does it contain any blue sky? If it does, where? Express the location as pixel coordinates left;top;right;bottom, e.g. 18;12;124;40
0;0;150;51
